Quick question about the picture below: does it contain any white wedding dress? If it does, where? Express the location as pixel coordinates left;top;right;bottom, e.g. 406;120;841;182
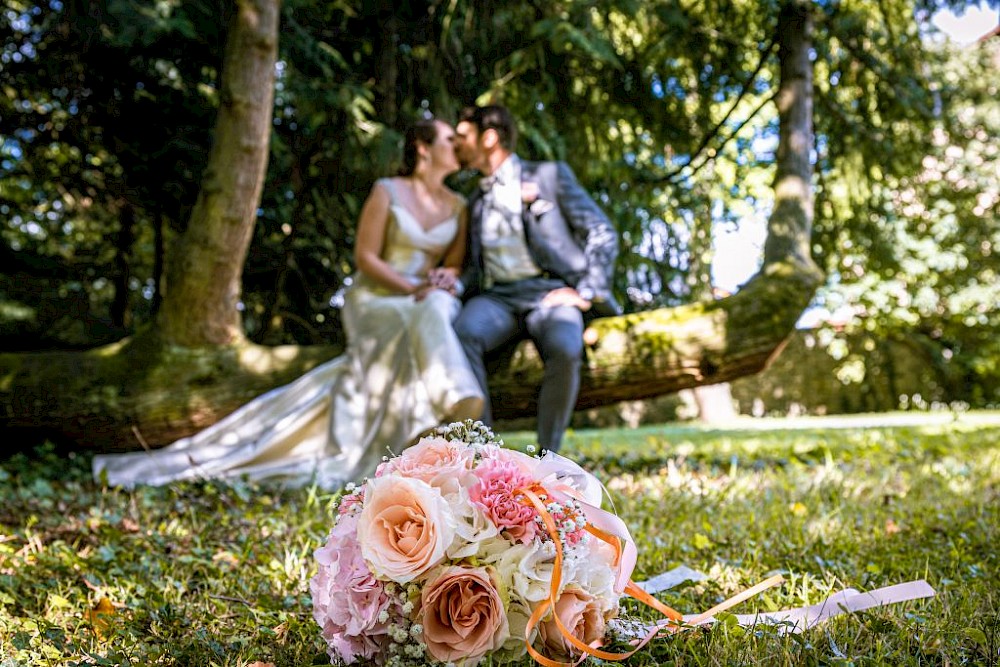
92;179;484;488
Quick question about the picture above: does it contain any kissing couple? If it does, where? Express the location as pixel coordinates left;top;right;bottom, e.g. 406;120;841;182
92;104;620;489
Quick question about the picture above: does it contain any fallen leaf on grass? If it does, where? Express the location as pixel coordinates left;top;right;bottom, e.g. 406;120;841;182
85;597;115;638
692;533;713;550
212;550;240;567
272;621;289;640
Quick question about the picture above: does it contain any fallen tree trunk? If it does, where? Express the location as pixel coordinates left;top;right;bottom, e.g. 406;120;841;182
0;330;334;451
0;254;820;452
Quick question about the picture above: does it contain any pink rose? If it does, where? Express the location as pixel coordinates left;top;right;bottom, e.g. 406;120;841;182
538;587;605;658
310;514;393;664
421;566;510;663
377;436;475;495
470;458;538;544
357;475;455;583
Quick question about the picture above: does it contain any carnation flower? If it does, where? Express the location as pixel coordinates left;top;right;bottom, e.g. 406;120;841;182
470;458;539;544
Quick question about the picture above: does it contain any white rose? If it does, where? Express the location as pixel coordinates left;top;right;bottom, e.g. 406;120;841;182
447;487;501;560
481;539;559;604
564;539;620;614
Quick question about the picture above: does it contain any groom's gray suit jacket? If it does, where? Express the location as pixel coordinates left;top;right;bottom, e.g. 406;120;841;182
461;159;622;318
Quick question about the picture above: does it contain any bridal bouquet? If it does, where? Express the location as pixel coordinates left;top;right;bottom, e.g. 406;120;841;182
311;421;937;666
310;421;643;667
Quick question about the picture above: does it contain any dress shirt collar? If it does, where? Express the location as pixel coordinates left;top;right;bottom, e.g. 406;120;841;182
480;154;520;191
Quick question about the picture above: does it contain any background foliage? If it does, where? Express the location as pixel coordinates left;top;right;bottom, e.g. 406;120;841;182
1;0;997;405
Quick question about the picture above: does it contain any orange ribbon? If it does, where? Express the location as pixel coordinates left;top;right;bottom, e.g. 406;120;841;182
516;484;784;666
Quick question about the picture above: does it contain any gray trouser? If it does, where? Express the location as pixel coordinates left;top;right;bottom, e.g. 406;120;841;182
454;277;583;452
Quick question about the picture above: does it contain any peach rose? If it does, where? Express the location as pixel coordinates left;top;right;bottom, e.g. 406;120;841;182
538;587;605;658
357;476;455;583
420;566;510;664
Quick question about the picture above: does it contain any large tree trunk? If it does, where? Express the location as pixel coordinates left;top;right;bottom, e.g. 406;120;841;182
0;0;285;452
0;333;335;451
158;0;279;346
0;0;821;452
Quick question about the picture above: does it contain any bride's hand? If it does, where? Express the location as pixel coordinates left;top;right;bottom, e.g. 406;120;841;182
411;283;437;301
541;286;591;311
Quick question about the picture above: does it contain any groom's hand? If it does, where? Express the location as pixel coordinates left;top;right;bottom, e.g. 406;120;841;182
426;267;459;293
540;287;591;312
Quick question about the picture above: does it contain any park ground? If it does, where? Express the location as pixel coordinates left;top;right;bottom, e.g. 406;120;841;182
1;411;997;666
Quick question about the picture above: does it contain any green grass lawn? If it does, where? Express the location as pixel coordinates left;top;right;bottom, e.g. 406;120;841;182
1;411;997;666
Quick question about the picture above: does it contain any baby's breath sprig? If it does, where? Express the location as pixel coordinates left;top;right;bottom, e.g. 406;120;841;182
532;497;588;548
382;593;430;667
435;419;504;447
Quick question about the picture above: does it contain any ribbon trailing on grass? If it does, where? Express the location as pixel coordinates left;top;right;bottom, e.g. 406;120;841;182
517;452;936;666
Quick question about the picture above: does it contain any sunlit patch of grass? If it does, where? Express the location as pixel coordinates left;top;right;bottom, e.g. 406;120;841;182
0;412;998;665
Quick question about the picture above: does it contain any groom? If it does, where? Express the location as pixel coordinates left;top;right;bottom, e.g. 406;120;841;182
452;104;620;453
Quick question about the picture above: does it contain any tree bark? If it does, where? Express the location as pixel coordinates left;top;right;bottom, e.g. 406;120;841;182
157;0;280;346
766;0;815;271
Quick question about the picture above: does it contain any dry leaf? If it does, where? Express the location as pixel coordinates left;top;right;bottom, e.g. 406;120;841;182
244;662;276;667
272;621;289;640
212;550;240;567
885;519;901;535
85;597;116;638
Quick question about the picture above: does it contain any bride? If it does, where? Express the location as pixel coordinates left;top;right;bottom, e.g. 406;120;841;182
92;118;484;488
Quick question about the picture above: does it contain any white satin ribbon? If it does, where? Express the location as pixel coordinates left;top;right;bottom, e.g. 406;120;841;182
721;580;937;634
525;457;937;639
627;568;935;636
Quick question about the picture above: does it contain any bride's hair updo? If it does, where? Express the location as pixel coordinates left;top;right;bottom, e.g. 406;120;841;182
398;119;440;177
